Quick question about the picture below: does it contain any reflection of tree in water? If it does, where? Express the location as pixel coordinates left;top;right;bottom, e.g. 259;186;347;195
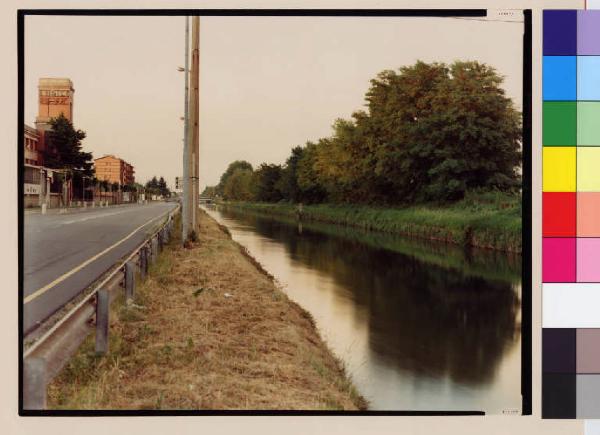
225;210;521;387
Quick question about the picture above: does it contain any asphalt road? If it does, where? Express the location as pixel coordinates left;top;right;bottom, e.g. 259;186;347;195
23;202;177;335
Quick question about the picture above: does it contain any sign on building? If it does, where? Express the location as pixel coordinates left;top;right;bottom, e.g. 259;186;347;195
24;183;41;195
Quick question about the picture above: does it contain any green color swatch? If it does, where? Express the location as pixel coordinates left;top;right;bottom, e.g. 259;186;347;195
578;102;600;146
543;101;578;146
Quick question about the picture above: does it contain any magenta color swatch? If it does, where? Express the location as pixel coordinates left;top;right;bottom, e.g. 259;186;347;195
578;10;600;55
543;237;576;282
577;238;600;282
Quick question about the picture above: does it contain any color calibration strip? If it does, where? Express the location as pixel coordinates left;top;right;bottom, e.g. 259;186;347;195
542;9;600;419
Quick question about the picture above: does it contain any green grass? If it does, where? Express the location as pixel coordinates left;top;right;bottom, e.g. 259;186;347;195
222;191;522;252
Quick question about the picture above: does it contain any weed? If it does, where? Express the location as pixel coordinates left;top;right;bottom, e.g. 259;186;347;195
155;392;164;409
192;287;206;297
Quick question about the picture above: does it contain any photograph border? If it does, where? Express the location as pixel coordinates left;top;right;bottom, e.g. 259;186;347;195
17;7;532;417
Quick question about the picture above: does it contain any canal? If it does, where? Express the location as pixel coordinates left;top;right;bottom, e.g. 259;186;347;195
204;205;522;413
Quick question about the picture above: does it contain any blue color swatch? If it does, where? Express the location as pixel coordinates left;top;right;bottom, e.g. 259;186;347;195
544;56;577;101
544;10;578;55
578;57;600;101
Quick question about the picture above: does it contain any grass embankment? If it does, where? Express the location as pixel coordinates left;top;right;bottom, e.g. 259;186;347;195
224;191;522;253
47;211;366;410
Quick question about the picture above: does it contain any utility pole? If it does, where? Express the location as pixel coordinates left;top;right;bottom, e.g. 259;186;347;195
182;16;191;243
189;16;200;232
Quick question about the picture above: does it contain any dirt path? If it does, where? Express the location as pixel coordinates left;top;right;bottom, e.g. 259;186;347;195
48;210;366;410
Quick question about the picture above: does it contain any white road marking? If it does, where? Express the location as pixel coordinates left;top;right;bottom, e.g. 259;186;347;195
24;211;167;305
61;209;131;225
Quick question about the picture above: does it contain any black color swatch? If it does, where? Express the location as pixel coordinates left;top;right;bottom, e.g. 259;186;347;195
542;373;577;419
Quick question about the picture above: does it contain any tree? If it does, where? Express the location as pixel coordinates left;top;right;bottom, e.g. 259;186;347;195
254;163;284;202
296;141;328;204
158;176;170;197
223;168;255;201
146;176;159;191
44;114;93;176
201;186;217;198
363;60;522;202
277;146;304;203
145;175;170;197
217;161;253;196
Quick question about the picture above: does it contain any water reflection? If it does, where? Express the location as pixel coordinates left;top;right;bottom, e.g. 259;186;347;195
206;206;522;412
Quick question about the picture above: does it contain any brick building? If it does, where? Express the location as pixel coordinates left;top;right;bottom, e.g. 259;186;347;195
94;155;135;186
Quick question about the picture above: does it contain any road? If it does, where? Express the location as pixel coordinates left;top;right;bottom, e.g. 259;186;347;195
23;202;177;335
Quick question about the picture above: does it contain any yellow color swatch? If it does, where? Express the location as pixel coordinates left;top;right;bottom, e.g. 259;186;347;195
578;147;600;191
543;147;576;192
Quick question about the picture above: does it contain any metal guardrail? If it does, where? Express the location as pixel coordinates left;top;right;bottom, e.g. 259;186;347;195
22;204;180;410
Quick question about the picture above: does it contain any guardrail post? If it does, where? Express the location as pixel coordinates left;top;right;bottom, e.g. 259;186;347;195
158;230;164;252
23;357;47;410
95;288;109;354
163;226;170;244
125;261;136;302
151;238;158;264
140;246;148;281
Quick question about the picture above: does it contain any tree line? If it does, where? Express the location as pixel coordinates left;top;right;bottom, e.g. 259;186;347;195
205;60;522;205
145;176;171;197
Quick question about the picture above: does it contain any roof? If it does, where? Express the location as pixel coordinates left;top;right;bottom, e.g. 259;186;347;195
94;155;118;161
39;78;74;90
24;124;39;136
94;155;134;168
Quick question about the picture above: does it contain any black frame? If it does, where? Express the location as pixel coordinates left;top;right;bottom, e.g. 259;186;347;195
17;8;532;417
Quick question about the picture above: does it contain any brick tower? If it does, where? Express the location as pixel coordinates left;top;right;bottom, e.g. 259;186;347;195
34;78;74;163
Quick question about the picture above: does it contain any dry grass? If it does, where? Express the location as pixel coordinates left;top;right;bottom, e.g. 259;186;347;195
47;210;367;410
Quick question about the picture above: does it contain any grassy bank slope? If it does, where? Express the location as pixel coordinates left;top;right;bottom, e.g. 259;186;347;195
48;211;366;410
224;192;521;253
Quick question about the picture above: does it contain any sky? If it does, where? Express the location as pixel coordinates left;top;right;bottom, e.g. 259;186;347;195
25;14;524;191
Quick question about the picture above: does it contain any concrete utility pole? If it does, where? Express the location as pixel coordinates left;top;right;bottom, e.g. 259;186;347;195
182;16;191;242
189;16;200;232
38;168;44;207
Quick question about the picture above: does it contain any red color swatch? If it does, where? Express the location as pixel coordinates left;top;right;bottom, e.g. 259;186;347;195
543;192;577;237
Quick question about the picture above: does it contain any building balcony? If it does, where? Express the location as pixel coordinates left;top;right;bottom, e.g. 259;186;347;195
25;149;39;162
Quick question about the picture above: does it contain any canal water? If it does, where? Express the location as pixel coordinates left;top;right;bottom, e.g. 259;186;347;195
204;206;522;413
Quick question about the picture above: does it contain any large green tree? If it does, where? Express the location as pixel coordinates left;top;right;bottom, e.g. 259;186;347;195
223;168;255;201
217;160;253;196
44;114;93;176
363;60;522;202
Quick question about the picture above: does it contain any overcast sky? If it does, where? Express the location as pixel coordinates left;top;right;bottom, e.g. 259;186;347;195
25;15;524;190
